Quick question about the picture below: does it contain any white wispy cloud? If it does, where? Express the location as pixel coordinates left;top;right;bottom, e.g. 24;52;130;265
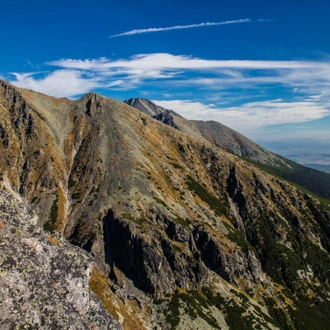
44;53;330;99
11;71;123;98
8;52;330;133
12;54;330;97
109;18;254;38
48;53;329;72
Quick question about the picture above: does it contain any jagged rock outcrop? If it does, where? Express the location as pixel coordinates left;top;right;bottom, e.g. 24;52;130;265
103;211;209;297
124;97;202;139
124;98;168;117
103;212;176;296
152;110;180;130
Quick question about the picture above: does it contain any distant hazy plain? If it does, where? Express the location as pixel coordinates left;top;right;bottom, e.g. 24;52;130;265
257;139;330;173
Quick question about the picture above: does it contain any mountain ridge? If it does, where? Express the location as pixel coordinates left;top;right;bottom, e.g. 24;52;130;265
1;80;330;329
125;97;330;200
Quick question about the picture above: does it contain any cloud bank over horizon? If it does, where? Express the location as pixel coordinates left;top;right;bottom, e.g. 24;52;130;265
152;98;330;135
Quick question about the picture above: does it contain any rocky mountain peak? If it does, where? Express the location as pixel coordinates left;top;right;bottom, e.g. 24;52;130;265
124;97;165;117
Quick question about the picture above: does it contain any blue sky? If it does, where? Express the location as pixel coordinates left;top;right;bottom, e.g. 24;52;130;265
1;0;330;165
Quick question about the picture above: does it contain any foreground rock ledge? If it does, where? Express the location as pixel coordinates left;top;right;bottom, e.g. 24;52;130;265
0;189;121;330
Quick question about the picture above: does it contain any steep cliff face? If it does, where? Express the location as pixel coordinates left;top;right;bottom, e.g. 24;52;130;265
2;81;330;329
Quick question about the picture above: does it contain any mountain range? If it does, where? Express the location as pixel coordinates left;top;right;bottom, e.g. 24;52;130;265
1;80;330;329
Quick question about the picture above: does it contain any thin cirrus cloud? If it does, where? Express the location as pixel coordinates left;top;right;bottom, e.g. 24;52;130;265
109;18;273;38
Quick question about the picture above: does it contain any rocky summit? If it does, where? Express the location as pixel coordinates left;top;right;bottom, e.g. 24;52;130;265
1;80;330;329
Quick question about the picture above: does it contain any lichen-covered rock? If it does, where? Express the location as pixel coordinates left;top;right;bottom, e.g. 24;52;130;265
0;190;121;330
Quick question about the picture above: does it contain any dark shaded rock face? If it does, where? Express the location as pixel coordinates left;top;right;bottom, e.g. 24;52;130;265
0;122;9;148
192;228;264;284
226;166;249;227
103;211;176;295
0;190;121;330
103;211;209;296
193;229;230;281
165;221;190;242
160;238;208;289
152;110;179;130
